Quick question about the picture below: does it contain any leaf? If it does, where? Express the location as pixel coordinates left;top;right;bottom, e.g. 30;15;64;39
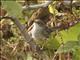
72;48;80;60
77;34;80;41
2;1;22;17
57;41;80;60
48;3;58;15
56;23;80;43
46;37;60;50
57;41;80;53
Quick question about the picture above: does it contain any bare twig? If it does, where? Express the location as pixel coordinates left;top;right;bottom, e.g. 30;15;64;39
51;18;80;33
22;1;52;10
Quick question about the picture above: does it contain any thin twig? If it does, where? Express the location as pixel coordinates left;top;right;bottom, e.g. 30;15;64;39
22;1;52;10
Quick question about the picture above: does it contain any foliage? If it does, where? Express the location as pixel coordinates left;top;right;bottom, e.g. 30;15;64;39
2;1;22;17
57;41;80;53
56;40;80;60
1;0;80;60
56;23;80;43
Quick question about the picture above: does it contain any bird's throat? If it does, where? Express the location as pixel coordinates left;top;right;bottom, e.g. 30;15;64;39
33;23;43;30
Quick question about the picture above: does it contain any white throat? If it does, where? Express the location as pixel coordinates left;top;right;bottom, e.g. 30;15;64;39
29;22;43;40
33;23;39;28
33;22;43;30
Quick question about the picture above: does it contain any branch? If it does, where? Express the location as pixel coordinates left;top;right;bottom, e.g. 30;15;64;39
22;1;52;10
51;18;80;32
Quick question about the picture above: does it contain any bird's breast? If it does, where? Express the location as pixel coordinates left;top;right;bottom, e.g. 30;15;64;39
30;23;44;40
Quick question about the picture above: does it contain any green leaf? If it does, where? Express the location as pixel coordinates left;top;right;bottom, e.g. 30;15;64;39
57;41;80;60
46;37;60;50
56;23;80;43
2;1;22;17
78;34;80;41
72;48;80;60
57;41;80;53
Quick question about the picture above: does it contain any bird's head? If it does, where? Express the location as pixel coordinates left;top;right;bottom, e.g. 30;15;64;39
27;19;46;32
34;19;45;27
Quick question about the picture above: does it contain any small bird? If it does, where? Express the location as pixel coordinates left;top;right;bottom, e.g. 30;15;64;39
28;19;52;40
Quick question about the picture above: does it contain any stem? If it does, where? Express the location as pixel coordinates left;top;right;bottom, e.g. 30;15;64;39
22;1;52;10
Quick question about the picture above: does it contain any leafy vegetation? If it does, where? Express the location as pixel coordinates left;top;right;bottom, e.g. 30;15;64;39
0;0;80;60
